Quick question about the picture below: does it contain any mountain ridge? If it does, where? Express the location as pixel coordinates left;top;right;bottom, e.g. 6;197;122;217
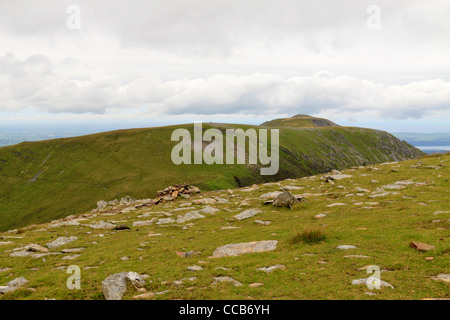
0;117;423;231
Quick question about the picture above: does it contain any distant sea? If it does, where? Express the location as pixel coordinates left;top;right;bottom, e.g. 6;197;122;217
415;146;450;154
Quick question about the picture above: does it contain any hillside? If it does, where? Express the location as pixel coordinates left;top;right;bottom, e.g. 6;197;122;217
0;153;448;300
0;119;423;231
261;114;339;128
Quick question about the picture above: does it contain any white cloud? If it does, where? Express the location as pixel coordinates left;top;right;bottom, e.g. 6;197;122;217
0;1;449;128
0;53;449;120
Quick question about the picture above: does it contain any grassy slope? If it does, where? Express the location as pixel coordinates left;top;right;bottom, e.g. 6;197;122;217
0;123;423;231
0;153;448;300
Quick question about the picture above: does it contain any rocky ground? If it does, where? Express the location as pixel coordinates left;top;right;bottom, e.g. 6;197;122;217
0;153;448;300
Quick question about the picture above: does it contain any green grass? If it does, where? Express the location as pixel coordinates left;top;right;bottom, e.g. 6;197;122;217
0;121;423;232
0;153;448;300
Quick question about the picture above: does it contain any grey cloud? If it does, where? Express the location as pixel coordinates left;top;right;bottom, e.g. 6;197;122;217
1;53;449;119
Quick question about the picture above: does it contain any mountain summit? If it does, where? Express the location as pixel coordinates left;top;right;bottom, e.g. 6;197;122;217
261;114;339;128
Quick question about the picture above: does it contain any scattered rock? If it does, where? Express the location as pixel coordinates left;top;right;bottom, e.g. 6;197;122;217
336;245;358;250
102;271;146;300
260;191;283;199
88;221;116;229
314;214;327;219
25;244;49;253
62;254;80;260
192;198;216;205
212;240;278;258
187;265;203;271
176;250;200;258
0;277;29;294
156;218;176;224
280;185;304;191
327;203;346;207
255;220;271;225
432;274;450;283
249;283;264;288
257;265;286;273
132;219;157;227
212;276;242;287
47;236;78;249
233;209;262;221
97;200;108;210
272;191;299;208
177;212;205;223
410;241;435;251
351;278;394;289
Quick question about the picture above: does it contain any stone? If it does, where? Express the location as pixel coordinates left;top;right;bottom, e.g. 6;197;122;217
199;206;220;214
0;241;14;246
212;240;278;258
62;254;80;260
47;236;78;249
327;203;347;207
410;241;435;251
280;185;304;191
61;248;84;253
249;283;264;288
49;221;81;228
314;214;327;219
187;265;203;271
88;221;116;229
132;219;157;227
156;218;176;224
233;209;261;221
257;265;286;273
176;250;200;258
433;211;450;215
102;271;146;300
133;292;156;300
212;276;242;287
255;220;271;225
433;274;450;283
336;245;358;250
382;184;406;190
260;191;283;199
25;244;49;253
323;173;353;181
272;191;298;208
7;277;29;287
192;198;216;205
351;278;394;289
344;255;370;258
0;277;29;294
10;250;32;257
97;200;108;210
177;212;205;223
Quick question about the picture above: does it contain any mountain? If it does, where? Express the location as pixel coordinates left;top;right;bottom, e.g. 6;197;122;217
0;117;423;231
0;153;448;300
261;114;339;128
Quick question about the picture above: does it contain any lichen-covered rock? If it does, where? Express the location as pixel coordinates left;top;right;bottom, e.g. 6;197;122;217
102;271;146;300
272;191;298;208
47;236;78;249
212;240;278;258
233;209;261;221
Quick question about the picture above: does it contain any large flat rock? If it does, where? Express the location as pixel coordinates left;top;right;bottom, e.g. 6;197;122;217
212;240;278;258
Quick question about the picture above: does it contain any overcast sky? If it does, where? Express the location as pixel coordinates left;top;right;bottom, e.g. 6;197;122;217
0;0;449;132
